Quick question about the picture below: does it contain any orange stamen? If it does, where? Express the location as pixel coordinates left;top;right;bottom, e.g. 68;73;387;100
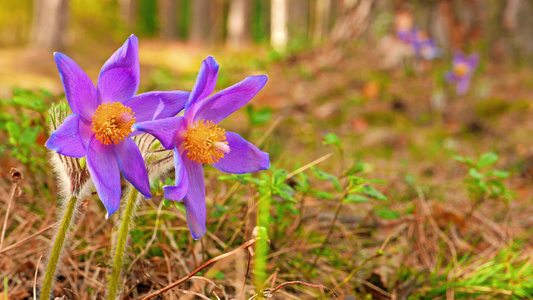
92;102;135;145
454;62;469;78
184;120;229;164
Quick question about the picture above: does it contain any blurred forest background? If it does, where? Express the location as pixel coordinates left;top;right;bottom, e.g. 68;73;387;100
4;0;533;299
2;0;533;96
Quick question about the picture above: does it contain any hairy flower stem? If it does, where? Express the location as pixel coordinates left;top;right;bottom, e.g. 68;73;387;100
40;195;78;300
107;188;139;300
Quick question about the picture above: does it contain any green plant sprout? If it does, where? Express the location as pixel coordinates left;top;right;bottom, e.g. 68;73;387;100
453;152;513;224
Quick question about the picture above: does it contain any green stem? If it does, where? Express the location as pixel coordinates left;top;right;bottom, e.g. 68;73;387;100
40;195;78;300
107;188;139;300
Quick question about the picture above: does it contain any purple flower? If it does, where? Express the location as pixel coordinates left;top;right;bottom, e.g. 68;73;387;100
45;35;190;217
446;52;479;95
414;38;440;60
134;56;270;239
398;27;439;60
397;29;414;44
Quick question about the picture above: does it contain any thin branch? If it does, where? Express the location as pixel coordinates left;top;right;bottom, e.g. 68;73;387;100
0;168;23;252
33;255;43;300
141;239;257;299
0;223;55;254
239;247;253;300
140;262;166;287
258;281;339;299
256;116;283;146
286;152;333;180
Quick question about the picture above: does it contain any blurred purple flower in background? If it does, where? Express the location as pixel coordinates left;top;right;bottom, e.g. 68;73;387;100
446;52;479;95
397;27;440;60
134;56;270;239
397;28;415;44
46;35;190;217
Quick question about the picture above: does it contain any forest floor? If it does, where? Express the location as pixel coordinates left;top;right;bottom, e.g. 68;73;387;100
2;39;533;299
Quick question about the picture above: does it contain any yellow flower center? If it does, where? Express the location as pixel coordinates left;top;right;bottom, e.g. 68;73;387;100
454;62;469;78
91;102;135;145
184;119;229;164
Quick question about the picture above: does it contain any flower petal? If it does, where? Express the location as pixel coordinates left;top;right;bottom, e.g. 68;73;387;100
212;132;270;174
182;154;206;239
113;138;151;198
123;91;190;122
54;53;98;121
467;54;480;69
456;78;470;96
445;71;457;82
193;75;268;124
133;117;185;150
87;138;122;217
453;52;465;65
97;35;140;104
184;56;219;121
163;148;189;201
46;114;89;158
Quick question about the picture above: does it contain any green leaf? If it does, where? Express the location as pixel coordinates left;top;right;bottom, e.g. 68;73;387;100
374;208;401;220
310;166;342;192
173;202;186;214
246;105;272;126
322;132;342;148
360;185;388;201
469;168;484;180
453;154;464;162
348;176;387;186
343;194;370;203
311;190;335;200
272;169;288;187
347;161;367;175
213;272;226;280
477;152;498;168
453;154;474;166
12;94;46;112
490;170;510;179
20;126;41;145
6;121;21;145
214;203;227;213
294;172;310;192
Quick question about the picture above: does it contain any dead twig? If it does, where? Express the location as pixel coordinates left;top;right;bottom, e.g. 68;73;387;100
239;247;253;300
140;262;166;287
0;168;23;252
0;223;55;254
286;152;333;180
33;255;43;300
253;280;339;299
141;239;257;299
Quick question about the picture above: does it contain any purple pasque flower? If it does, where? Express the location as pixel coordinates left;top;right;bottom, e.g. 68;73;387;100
398;27;439;60
397;29;414;44
45;35;190;217
445;52;479;95
414;38;439;60
134;56;270;239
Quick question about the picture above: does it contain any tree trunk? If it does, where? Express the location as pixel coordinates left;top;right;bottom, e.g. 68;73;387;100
227;0;252;47
330;0;374;43
190;0;210;43
271;0;288;51
288;0;309;40
209;0;225;44
31;0;69;50
313;0;331;43
119;0;137;32
158;0;178;39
